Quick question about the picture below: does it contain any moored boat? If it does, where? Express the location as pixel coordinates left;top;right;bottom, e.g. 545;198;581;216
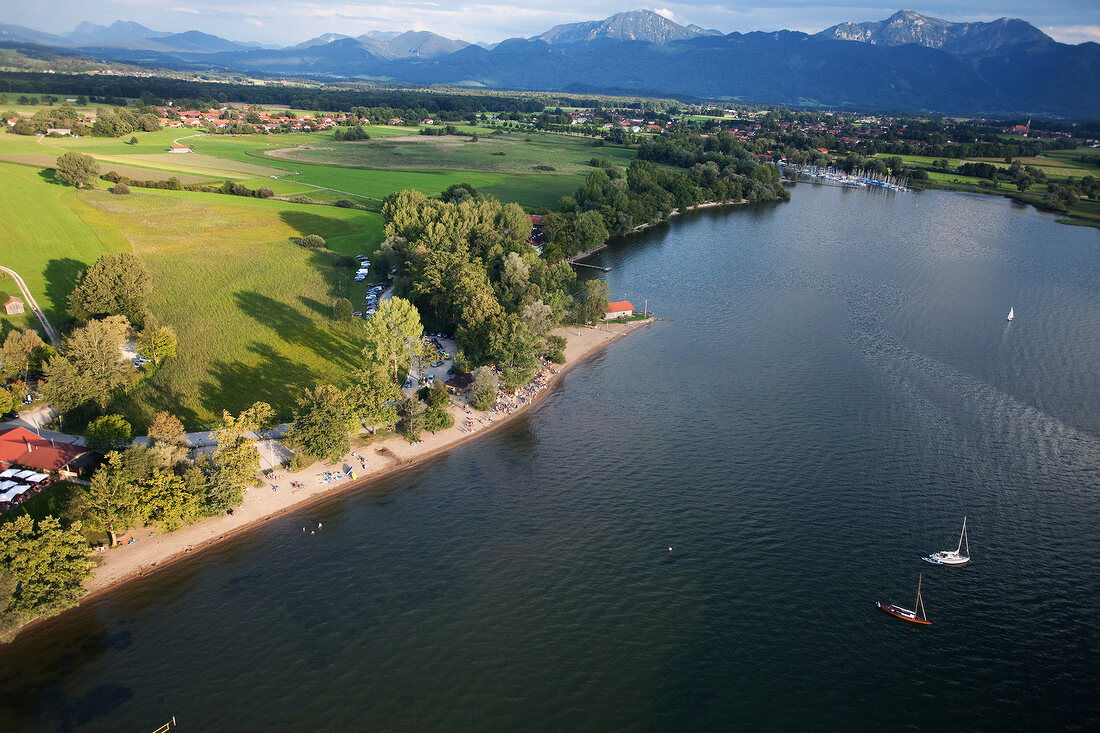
877;574;931;625
923;517;970;565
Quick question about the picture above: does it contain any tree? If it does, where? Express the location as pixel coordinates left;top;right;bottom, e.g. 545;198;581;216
111;182;131;195
423;381;454;432
209;402;273;507
140;468;201;531
347;364;400;430
136;324;177;366
86;414;132;452
288;384;354;463
54;152;100;189
397;396;426;442
333;298;354;323
298;234;327;249
0;329;47;380
572;279;610;324
148;411;185;444
361;297;423;382
470;365;499;411
43;316;134;410
128;136;138;145
67;253;153;324
71;451;144;547
0;515;94;618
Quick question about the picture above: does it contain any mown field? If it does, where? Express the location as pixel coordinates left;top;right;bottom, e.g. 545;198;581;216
76;188;386;428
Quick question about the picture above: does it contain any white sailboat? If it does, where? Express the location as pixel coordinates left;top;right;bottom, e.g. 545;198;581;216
1007;307;1014;321
923;517;970;565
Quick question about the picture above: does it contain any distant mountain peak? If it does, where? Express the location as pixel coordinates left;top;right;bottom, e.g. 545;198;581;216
65;20;170;44
535;8;721;45
816;9;1051;55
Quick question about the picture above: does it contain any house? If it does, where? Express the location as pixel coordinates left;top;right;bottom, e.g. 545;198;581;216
388;118;404;125
604;300;635;320
168;145;191;153
0;427;92;478
46;128;71;136
3;296;24;315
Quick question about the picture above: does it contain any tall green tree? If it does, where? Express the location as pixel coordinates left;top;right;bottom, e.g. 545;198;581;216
0;515;94;618
0;329;48;380
209;402;271;505
361;297;423;382
347;364;401;430
71;451;145;547
86;414;132;452
53;152;100;189
136;324;177;366
288;384;354;463
67;253;153;324
42;316;134;411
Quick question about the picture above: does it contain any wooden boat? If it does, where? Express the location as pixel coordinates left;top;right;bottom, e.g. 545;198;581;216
877;574;931;625
924;517;970;565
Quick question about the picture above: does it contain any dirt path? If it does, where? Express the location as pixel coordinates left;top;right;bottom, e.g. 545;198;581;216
0;265;60;346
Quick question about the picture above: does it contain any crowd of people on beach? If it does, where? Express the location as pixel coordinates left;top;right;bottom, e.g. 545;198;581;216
490;359;558;417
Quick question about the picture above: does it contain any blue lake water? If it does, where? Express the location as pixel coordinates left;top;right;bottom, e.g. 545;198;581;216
1;184;1098;731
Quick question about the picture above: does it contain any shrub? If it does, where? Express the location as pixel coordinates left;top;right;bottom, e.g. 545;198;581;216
298;234;327;249
333;199;356;208
255;187;274;198
533;165;556;171
111;182;131;195
333;297;354;322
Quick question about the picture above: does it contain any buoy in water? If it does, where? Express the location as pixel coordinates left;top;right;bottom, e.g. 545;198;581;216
668;547;673;552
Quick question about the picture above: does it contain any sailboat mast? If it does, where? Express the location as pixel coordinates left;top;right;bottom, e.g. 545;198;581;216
916;573;923;616
957;517;967;554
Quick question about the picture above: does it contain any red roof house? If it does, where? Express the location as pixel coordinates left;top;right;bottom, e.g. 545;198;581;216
0;427;91;475
604;300;635;320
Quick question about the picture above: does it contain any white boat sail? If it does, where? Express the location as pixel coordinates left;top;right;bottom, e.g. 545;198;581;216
923;517;970;565
1007;307;1014;321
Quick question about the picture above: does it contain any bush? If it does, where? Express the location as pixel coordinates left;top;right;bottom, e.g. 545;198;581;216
298;234;327;249
287;452;312;472
255;187;274;198
333;199;356;208
111;182;131;195
333;297;354;322
471;389;496;411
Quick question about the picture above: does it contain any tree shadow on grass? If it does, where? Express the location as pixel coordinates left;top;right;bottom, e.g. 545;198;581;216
116;369;204;432
35;168;67;187
42;257;89;328
199;341;319;420
277;209;356;240
234;290;360;371
297;296;331;318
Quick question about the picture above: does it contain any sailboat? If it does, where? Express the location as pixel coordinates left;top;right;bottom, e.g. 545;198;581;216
1007;307;1014;321
877;574;932;625
924;517;970;565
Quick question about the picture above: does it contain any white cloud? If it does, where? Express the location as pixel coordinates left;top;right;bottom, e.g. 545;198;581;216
1043;24;1100;44
652;8;676;21
245;18;263;27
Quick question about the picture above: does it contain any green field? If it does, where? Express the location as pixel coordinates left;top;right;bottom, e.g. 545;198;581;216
0;122;638;430
74;188;385;428
0;161;129;324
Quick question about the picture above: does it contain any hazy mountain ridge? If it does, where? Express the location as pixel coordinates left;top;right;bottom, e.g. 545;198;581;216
534;9;720;45
1;10;1096;117
816;9;1051;55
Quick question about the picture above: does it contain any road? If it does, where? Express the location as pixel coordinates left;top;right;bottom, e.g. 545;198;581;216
0;265;60;346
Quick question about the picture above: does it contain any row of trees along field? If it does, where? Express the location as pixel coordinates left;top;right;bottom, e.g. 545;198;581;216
536;138;788;261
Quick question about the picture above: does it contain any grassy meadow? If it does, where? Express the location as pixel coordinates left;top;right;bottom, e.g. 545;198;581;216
0;121;630;431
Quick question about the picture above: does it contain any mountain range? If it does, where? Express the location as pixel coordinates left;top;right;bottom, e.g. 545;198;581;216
1;9;1097;118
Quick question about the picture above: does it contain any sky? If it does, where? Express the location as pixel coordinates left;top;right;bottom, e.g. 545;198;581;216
4;1;1098;47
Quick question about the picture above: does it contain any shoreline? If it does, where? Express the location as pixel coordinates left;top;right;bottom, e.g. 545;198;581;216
9;319;654;640
568;198;750;263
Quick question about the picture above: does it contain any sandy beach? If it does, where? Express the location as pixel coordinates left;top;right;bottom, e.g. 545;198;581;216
81;319;653;598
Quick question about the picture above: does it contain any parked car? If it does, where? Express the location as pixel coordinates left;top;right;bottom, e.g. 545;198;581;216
431;360;444;368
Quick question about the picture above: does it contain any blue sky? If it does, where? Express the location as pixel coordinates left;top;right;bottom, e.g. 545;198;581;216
5;1;1098;46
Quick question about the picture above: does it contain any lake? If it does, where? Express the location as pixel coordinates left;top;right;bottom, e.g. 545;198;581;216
1;184;1097;732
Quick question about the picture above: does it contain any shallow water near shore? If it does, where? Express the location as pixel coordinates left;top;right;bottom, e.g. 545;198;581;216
1;185;1098;731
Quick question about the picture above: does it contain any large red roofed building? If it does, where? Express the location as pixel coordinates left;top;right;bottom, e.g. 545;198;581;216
0;427;91;477
604;300;635;320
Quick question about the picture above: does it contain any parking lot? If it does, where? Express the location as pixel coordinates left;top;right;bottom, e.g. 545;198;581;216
403;334;457;394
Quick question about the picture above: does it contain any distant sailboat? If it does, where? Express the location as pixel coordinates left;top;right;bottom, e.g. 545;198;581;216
877;574;932;625
924;517;970;565
1007;307;1014;321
